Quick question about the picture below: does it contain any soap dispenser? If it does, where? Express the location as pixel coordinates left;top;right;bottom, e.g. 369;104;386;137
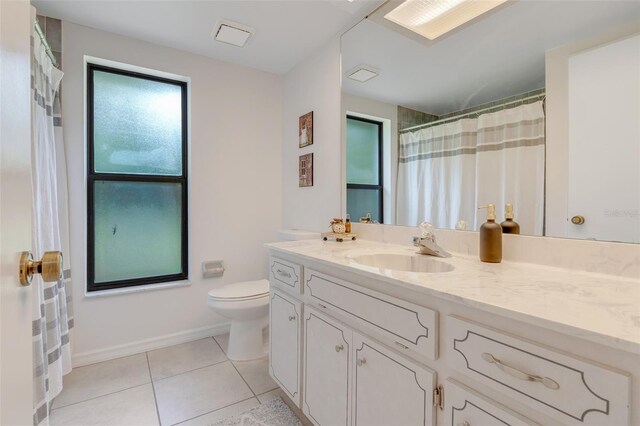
500;204;521;234
478;204;502;263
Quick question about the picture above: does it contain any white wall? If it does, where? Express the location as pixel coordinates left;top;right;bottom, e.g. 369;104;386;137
282;38;342;232
342;93;398;224
62;22;283;364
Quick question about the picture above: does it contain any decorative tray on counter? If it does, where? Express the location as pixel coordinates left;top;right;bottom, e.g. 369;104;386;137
321;232;357;242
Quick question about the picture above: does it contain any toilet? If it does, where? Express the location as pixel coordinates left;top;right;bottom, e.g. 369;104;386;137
208;229;319;361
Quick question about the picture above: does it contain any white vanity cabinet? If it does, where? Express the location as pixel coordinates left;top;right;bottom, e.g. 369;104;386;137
352;333;437;426
303;306;352;426
267;252;636;426
269;288;302;406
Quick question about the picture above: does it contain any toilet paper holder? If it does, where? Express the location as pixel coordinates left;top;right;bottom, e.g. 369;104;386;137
202;260;225;278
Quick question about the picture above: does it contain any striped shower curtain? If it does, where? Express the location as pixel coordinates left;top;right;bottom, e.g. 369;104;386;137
397;101;545;234
31;22;74;426
474;102;546;235
397;118;478;229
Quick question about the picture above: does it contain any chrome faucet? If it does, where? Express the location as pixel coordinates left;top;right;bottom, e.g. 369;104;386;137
413;222;451;258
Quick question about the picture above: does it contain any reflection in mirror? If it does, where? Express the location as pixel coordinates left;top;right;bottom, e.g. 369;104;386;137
341;0;640;243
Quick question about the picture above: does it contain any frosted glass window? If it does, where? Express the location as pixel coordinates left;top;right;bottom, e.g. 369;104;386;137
347;118;380;185
93;181;183;283
347;188;382;223
87;63;188;292
92;70;184;175
346;116;383;223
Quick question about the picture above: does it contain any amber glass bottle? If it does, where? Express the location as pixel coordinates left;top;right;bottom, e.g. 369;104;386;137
478;204;502;263
500;204;521;235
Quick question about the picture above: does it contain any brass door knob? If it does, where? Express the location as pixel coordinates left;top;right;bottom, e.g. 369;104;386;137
19;251;63;286
571;215;586;225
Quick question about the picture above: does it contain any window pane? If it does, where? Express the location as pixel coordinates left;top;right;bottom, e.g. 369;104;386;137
347;118;380;185
93;70;183;175
347;188;381;223
93;181;183;284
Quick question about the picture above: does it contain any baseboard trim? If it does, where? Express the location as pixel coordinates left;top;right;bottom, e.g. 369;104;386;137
72;322;231;367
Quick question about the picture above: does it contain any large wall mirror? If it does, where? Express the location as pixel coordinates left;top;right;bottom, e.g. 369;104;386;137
341;0;640;244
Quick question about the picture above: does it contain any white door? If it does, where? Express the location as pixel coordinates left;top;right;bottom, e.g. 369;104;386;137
353;333;436;426
0;1;35;425
567;35;640;243
269;289;301;406
303;306;351;426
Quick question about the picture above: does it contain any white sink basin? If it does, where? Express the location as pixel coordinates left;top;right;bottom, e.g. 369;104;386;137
350;253;455;273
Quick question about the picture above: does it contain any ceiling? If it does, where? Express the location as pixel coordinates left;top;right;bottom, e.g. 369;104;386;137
32;0;383;75
342;0;640;115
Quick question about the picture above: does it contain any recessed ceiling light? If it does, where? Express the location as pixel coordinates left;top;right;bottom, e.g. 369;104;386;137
384;0;509;40
347;65;379;83
212;20;255;48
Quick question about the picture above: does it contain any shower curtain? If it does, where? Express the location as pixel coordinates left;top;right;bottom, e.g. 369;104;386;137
474;101;546;234
31;22;74;426
397;118;478;228
397;101;545;234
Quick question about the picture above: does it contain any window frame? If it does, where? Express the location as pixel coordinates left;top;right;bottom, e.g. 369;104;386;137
86;63;189;292
346;115;384;223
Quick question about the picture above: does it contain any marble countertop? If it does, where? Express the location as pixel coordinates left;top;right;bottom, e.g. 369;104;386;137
266;239;640;355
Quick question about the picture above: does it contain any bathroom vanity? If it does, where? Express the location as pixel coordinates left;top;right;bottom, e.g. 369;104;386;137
266;239;638;426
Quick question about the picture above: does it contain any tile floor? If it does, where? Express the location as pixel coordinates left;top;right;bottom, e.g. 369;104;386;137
50;332;307;426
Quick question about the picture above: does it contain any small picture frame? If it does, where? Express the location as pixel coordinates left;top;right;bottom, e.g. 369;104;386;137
299;111;313;148
299;153;313;187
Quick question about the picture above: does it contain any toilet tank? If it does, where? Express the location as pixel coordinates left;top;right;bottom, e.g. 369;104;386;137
277;229;319;241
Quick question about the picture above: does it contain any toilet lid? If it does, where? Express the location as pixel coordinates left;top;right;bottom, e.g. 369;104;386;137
208;279;269;301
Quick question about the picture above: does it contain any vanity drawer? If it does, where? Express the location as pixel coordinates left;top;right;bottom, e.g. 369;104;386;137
305;269;438;360
269;257;302;294
445;379;539;426
447;316;630;426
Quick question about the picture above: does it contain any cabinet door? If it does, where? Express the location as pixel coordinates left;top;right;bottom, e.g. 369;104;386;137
269;289;302;406
303;306;352;426
353;333;436;426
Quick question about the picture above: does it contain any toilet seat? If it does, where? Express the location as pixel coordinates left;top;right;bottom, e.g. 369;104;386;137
208;279;269;302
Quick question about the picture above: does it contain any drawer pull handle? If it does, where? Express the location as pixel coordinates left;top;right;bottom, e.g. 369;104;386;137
335;344;344;352
288;315;296;321
318;303;327;309
395;341;409;350
482;353;560;390
276;269;292;278
357;358;366;367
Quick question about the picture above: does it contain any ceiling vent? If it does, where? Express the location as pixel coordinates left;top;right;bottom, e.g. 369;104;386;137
212;20;255;48
347;65;380;83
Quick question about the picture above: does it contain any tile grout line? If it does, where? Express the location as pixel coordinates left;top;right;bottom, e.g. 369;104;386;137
255;388;280;400
152;357;229;383
170;396;258;426
50;381;151;412
146;352;163;426
212;335;227;355
211;336;258;399
230;360;257;398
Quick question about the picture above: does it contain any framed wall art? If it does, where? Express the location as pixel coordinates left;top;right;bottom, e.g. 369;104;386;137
299;111;313;148
299;153;313;187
